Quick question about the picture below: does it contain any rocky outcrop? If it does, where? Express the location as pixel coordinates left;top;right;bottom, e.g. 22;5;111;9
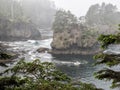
0;18;41;41
51;10;101;55
37;47;50;53
0;43;18;66
51;25;100;55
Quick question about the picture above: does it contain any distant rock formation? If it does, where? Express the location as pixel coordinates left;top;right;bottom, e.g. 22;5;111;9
0;18;41;41
85;3;120;35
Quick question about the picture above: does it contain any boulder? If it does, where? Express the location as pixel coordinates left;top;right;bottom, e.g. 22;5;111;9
37;47;50;53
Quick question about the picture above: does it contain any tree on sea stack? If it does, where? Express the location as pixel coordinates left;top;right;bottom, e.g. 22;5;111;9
51;9;98;54
94;25;120;89
52;10;78;32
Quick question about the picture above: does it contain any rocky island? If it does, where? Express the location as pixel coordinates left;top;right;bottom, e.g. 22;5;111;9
51;3;120;55
51;10;100;55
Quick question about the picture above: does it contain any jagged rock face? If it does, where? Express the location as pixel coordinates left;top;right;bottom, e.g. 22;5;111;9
51;29;81;49
0;18;41;41
51;25;99;55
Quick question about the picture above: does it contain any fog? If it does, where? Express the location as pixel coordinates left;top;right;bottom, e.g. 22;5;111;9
0;0;120;90
52;0;120;16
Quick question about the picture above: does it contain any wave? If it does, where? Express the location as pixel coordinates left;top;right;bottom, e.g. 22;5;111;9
53;60;87;66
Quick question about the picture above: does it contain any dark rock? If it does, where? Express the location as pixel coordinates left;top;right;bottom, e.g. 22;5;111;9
0;44;18;66
0;63;8;67
37;47;50;53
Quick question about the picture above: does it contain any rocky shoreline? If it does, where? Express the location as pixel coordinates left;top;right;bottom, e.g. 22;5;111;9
50;49;101;55
37;46;101;55
0;43;18;67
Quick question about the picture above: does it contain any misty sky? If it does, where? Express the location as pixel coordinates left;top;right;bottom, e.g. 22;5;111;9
51;0;120;17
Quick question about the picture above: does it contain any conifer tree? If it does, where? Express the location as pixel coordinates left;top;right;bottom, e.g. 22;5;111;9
94;25;120;88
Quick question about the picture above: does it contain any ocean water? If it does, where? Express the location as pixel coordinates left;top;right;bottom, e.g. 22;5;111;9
0;39;120;90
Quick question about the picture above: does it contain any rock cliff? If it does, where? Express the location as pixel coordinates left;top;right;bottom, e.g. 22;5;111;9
50;10;100;55
0;18;41;41
51;24;100;55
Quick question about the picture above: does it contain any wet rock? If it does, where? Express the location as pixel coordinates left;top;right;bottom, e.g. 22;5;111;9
0;44;18;66
37;47;50;53
0;63;8;67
